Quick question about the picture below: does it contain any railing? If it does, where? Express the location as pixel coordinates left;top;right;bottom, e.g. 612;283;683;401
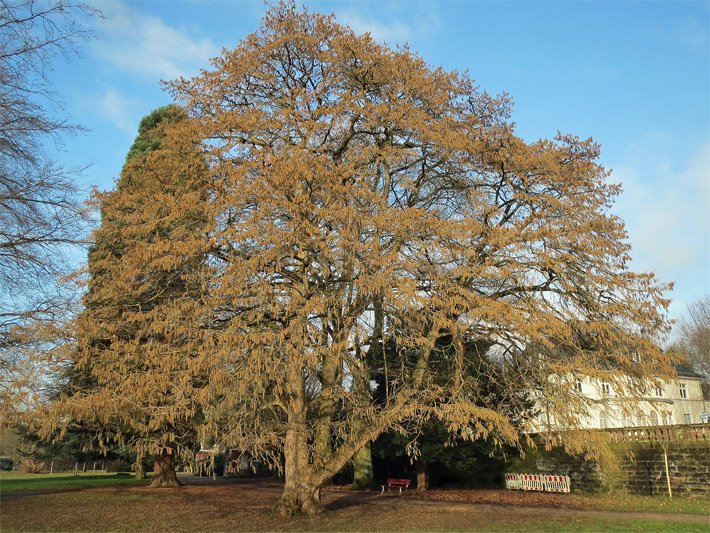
605;423;706;444
531;423;707;445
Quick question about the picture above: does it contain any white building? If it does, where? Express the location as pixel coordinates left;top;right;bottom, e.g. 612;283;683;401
533;365;708;431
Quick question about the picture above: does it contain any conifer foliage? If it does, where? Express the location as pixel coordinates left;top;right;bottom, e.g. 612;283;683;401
47;106;214;487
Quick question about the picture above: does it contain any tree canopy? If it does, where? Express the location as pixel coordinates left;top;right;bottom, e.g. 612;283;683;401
167;3;674;514
41;2;675;514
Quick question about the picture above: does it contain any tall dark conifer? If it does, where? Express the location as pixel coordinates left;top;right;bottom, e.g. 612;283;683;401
48;105;214;487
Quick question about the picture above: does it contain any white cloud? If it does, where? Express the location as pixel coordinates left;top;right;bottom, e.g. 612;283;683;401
612;139;710;319
679;16;708;49
336;2;440;46
89;88;141;133
92;1;218;81
338;10;413;44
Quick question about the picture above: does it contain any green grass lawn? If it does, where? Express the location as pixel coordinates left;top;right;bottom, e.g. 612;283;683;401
411;487;710;516
485;518;709;533
0;471;149;494
577;492;710;516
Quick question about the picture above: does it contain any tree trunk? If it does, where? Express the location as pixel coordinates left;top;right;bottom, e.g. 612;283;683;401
275;360;324;516
352;441;374;490
276;441;323;516
350;377;375;491
351;300;379;491
416;458;428;491
134;456;146;480
313;343;339;474
149;449;181;488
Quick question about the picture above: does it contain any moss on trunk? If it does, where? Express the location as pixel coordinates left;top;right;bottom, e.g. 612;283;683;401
352;442;375;490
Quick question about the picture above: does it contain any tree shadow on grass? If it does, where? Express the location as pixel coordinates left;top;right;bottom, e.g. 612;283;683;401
325;491;395;511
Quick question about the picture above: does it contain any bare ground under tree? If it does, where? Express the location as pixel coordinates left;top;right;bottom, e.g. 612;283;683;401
1;477;708;532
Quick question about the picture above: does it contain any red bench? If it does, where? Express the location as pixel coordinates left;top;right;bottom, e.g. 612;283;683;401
381;478;411;494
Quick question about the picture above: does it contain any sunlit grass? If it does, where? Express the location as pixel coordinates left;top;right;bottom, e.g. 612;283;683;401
578;492;710;515
0;471;148;494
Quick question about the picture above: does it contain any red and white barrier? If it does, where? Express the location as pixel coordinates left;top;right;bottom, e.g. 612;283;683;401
522;473;545;491
505;473;570;493
543;474;570;493
504;473;522;490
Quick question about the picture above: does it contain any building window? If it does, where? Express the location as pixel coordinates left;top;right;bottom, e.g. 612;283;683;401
624;415;634;427
663;414;673;425
654;386;663;397
684;413;692;424
601;382;611;395
650;411;659;426
599;412;609;429
679;383;688;399
575;380;583;393
631;352;641;363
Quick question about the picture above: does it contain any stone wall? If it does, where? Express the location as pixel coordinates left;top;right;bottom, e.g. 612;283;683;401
620;442;709;496
508;434;709;495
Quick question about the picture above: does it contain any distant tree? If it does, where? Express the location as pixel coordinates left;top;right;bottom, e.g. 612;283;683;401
669;296;710;379
13;348;136;476
0;0;96;421
169;3;675;515
42;106;214;487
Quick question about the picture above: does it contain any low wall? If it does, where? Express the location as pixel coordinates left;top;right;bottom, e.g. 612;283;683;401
509;426;709;496
620;442;708;496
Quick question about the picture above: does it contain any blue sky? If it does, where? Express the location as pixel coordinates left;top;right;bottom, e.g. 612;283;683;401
51;0;708;331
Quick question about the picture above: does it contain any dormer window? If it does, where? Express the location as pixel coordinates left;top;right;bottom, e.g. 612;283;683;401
601;382;611;395
679;383;688;399
575;380;583;393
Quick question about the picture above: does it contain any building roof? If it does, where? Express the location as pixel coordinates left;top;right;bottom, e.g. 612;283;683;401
674;365;704;380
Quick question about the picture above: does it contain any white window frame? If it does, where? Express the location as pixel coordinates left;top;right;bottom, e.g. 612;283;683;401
679;383;688;399
601;382;611;395
654;386;663;397
683;413;692;424
599;412;609;429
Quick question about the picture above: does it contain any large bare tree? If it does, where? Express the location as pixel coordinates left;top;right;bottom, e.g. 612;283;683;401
0;0;95;417
167;4;675;514
671;296;710;379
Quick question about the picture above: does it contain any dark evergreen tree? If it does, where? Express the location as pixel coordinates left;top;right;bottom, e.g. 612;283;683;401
43;105;213;487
